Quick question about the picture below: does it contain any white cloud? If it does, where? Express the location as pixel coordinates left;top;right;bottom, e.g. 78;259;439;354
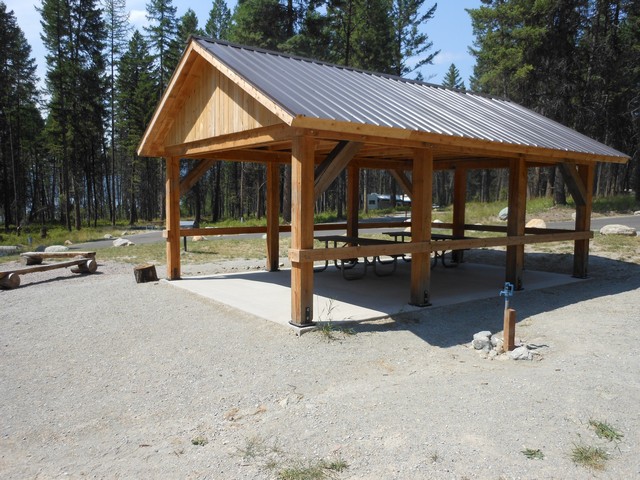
433;51;465;66
129;9;148;28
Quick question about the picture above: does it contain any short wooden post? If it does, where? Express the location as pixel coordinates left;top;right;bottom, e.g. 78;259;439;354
70;258;98;274
504;308;516;351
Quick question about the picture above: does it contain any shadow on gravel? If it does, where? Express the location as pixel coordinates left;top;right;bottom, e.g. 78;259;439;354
352;251;640;348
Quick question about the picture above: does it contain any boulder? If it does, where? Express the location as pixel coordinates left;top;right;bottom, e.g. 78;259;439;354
498;207;509;221
64;239;73;246
472;331;492;350
192;235;207;241
525;218;546;229
599;224;637;236
44;245;69;253
509;346;533;361
634;211;640;216
113;238;134;247
103;233;113;239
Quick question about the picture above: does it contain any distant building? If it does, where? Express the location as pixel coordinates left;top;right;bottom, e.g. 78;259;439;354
367;193;411;210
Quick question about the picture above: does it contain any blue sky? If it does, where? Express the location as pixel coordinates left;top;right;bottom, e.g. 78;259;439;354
6;0;482;89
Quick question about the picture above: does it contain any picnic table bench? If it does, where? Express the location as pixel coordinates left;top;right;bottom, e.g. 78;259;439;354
314;235;402;280
0;251;98;289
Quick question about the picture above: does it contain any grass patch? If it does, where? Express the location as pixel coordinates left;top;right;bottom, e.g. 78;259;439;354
317;321;356;341
589;419;624;442
571;444;609;470
191;435;208;446
521;448;544;460
276;458;348;480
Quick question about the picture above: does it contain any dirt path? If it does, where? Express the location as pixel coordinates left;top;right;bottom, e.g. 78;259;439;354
1;252;639;479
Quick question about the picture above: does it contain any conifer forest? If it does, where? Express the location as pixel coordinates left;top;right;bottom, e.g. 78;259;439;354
1;0;639;231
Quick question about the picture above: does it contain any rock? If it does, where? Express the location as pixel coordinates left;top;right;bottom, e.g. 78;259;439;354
509;346;533;361
0;245;21;256
599;224;637;236
64;240;73;245
103;233;113;239
404;226;411;232
634;211;640;216
525;218;546;229
433;219;443;224
121;231;129;236
491;334;505;354
498;207;509;221
472;331;492;350
261;234;267;239
192;235;206;241
571;212;577;220
113;238;134;247
44;245;69;253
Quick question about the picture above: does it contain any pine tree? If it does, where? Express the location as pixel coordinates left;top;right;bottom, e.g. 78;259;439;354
145;0;178;97
442;63;465;90
205;0;232;40
390;0;438;77
0;2;41;229
229;0;289;50
116;31;157;224
103;0;130;225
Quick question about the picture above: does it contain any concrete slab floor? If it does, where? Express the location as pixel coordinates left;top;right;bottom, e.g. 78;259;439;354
166;261;584;329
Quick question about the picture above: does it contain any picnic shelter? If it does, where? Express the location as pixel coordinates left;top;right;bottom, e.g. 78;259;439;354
137;37;629;327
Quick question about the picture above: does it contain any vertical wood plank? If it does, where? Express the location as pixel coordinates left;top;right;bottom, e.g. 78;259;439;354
266;162;280;272
452;166;467;263
409;148;433;306
573;164;594;278
347;164;360;238
290;135;315;325
506;158;527;290
165;157;181;280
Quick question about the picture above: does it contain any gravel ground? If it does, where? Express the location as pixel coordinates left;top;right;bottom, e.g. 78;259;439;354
1;250;639;479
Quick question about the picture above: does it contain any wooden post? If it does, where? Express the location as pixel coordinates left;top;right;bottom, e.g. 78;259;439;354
290;135;315;326
0;272;20;289
266;162;280;272
504;308;516;351
506;158;527;290
166;156;181;280
134;264;159;283
409;148;433;306
573;164;594;278
347;164;359;238
452;166;467;263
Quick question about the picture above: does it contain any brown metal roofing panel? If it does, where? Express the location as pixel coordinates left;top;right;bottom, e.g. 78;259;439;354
195;38;628;159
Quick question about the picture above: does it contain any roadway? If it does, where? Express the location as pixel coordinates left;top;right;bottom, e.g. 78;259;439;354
70;213;639;251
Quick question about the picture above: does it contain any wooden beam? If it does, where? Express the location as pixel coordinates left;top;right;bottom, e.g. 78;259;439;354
166;157;181;280
290;135;316;326
573;163;594;278
452;166;467;262
506;158;527;290
314;141;363;199
559;163;587;206
409;148;433;306
180;159;217;195
266;162;280;271
347;164;360;238
389;169;413;198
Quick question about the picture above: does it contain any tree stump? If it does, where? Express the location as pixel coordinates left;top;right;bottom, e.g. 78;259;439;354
134;264;158;283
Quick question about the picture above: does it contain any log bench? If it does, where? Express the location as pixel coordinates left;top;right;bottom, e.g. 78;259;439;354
0;252;98;289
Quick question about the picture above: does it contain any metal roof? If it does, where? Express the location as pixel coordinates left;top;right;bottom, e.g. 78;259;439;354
195;37;628;160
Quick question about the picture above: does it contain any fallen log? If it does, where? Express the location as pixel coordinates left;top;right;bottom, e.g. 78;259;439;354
21;251;96;265
0;272;20;289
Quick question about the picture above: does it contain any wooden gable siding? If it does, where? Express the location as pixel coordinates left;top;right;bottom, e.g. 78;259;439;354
166;57;284;147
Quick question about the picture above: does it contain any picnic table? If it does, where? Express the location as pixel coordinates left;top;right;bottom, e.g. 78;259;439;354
314;235;401;280
383;231;466;268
